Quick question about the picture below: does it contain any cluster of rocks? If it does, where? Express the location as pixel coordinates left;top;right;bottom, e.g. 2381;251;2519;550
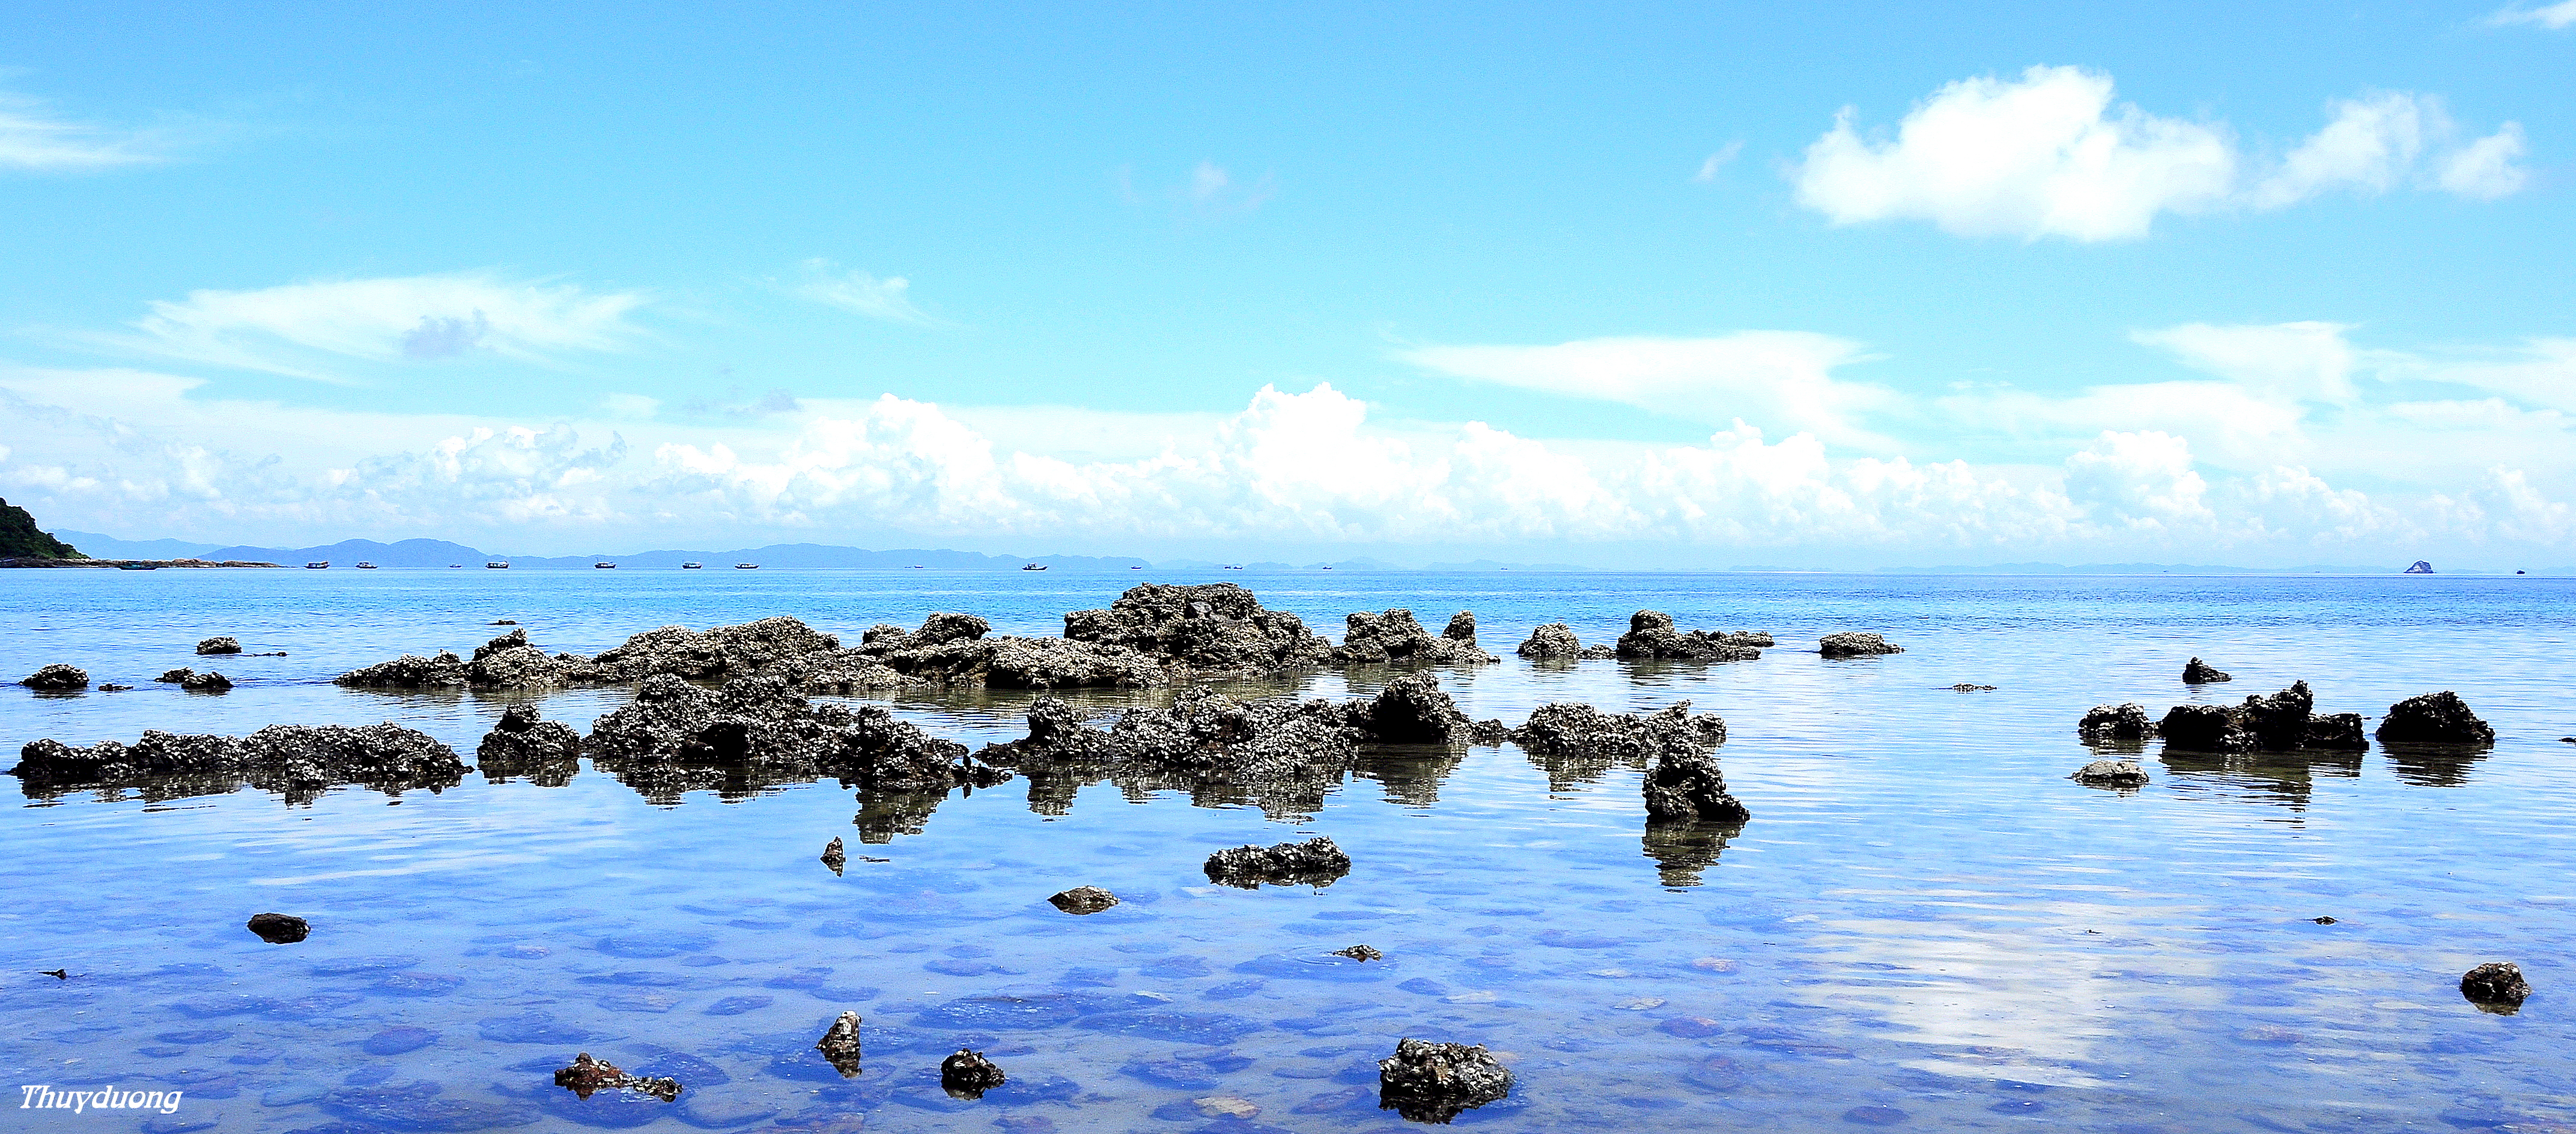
553;1053;681;1103
10;723;467;803
2080;683;2494;754
1819;631;1903;658
583;674;1004;806
1332;610;1497;666
1202;834;1352;889
1615;611;1767;661
335;628;582;690
1062;583;1334;678
1378;1038;1514;1123
819;613;1161;691
155;667;232;693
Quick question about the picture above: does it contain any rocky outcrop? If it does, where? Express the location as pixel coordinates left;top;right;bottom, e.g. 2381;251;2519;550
10;723;468;803
839;613;1164;690
1505;702;1743;822
1644;748;1749;823
2158;681;2369;753
1048;886;1118;914
20;664;87;692
940;1049;1006;1099
2079;703;2157;742
475;705;582;785
155;668;195;684
196;636;242;655
246;912;309;944
2376;692;2495;745
583;674;1001;804
1517;623;1582;659
815;1011;863;1077
1332;609;1498;666
1203;835;1352;889
2460;962;2530;1010
336;629;577;690
2071;759;2149;787
1368;672;1484;744
1378;1038;1512;1123
553;1053;681;1102
2183;657;2231;683
1061;583;1332;677
570;616;842;684
1820;631;1904;658
1616;611;1763;661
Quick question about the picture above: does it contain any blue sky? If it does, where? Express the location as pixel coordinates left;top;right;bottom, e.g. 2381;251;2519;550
3;2;2571;565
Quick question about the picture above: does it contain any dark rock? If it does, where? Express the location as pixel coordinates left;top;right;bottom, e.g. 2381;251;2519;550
815;1011;863;1077
180;670;232;693
1331;945;1384;961
196;637;242;655
97;684;132;691
1616;611;1763;661
2312;917;2337;924
2078;703;2156;742
2302;712;2367;750
1061;583;1334;678
940;1049;1006;1099
2237;681;2316;750
2158;703;2253;753
1646;748;1749;823
1368;673;1475;743
1517;623;1586;659
474;705;582;786
1819;631;1903;658
2070;759;2148;787
2377;692;2495;745
20;664;87;692
570;616;843;685
1204;835;1352;890
1511;701;1729;795
819;837;846;876
1049;886;1118;915
1332;610;1499;666
247;912;309;944
553;1052;681;1102
1377;1037;1511;1123
583;674;997;804
2182;657;2231;683
11;723;469;803
2460;962;2530;1011
155;668;195;684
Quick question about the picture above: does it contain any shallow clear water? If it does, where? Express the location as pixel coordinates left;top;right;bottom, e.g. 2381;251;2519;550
2;568;2570;1133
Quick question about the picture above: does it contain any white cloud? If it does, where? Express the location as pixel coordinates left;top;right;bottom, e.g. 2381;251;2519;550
1400;333;1900;449
85;272;646;380
2132;321;2360;403
2490;1;2576;28
790;259;940;326
0;91;165;171
1792;67;2529;241
1118;162;1275;219
2062;431;2213;530
1692;141;1744;183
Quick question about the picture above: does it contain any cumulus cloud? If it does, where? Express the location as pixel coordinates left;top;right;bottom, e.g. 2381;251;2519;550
2062;431;2212;530
83;272;646;380
1401;333;1900;448
2490;1;2576;28
790;259;940;326
1792;67;2529;240
0;91;166;171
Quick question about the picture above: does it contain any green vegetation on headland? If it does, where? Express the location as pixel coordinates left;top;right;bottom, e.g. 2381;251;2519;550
0;499;84;559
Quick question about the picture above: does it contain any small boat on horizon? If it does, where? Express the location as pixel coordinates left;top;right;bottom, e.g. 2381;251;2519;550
305;561;329;569
1021;563;1048;571
356;562;377;569
448;563;461;568
735;563;758;569
594;562;616;569
118;562;159;571
682;562;702;569
486;562;510;569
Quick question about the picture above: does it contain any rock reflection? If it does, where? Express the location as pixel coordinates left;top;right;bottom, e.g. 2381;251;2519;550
2381;742;2492;787
1643;817;1742;887
2157;748;2362;810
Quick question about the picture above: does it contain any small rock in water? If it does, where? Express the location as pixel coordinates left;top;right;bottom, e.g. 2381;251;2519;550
1516;622;1587;659
813;1010;863;1077
1949;683;1997;692
1378;1037;1512;1123
196;637;242;655
1659;1016;1725;1038
1844;1104;1910;1125
19;664;88;692
180;670;232;693
2312;916;2338;925
941;1049;1007;1098
1204;835;1353;889
154;667;194;683
819;837;846;876
2377;692;2496;745
97;684;133;692
1332;944;1384;961
553;1051;682;1102
1819;631;1903;658
493;619;517;625
2459;962;2531;1011
2077;703;2155;742
1048;886;1119;915
246;912;310;944
2071;759;2148;787
2182;656;2231;684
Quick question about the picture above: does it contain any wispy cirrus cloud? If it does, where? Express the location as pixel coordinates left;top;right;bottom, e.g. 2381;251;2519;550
2489;1;2576;28
788;258;942;326
0;90;169;171
1791;66;2529;241
1402;332;1901;449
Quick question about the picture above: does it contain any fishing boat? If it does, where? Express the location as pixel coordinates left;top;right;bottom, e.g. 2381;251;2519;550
448;564;461;568
486;561;509;569
118;562;159;571
735;563;758;569
682;562;702;569
593;562;616;569
1021;563;1048;571
305;561;329;569
356;562;377;569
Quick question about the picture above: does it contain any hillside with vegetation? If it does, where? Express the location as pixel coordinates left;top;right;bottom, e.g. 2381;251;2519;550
0;499;84;559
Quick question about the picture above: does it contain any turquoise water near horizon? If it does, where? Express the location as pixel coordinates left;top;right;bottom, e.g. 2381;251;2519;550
2;569;2570;1132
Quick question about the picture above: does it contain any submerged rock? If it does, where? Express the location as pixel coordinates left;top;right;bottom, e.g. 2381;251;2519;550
1616;611;1763;661
553;1052;681;1102
940;1049;1006;1099
1378;1037;1512;1123
246;912;309;944
20;664;87;692
2377;692;2495;745
1049;886;1119;915
814;1011;863;1077
1203;835;1352;889
11;723;469;803
1332;944;1384;961
2459;962;2530;1011
475;705;583;786
1333;609;1498;666
180;670;232;693
1517;622;1585;659
1062;583;1333;678
2079;703;2157;742
1819;631;1904;658
2183;657;2231;684
196;636;242;655
2071;759;2149;787
819;837;846;876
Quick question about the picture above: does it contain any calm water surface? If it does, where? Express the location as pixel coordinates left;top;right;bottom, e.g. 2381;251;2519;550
1;569;2569;1132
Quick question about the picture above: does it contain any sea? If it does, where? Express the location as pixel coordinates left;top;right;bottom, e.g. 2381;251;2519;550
0;567;2568;1133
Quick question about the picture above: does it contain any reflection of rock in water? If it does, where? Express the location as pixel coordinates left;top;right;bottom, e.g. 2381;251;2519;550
2381;742;2491;787
2158;748;2362;808
852;784;964;843
1356;746;1467;805
1642;818;1741;887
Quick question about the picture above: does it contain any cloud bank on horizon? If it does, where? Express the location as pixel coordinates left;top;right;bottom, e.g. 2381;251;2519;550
0;9;2567;566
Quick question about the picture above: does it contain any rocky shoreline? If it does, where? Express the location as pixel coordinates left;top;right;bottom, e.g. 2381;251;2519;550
0;557;284;568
